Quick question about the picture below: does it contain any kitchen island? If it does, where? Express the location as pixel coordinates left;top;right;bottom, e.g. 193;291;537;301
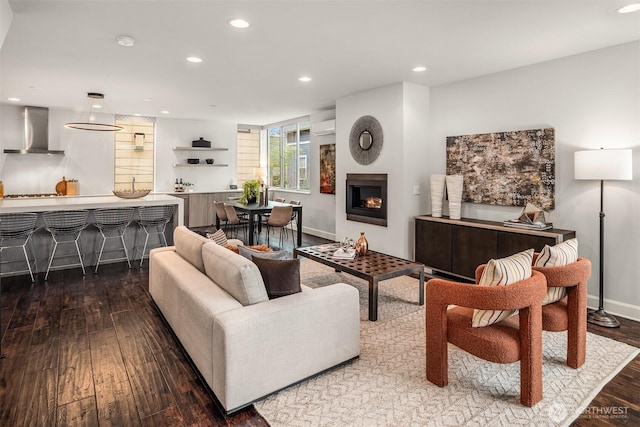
0;194;184;278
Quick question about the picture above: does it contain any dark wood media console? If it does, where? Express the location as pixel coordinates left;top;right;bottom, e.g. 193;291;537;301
414;215;576;280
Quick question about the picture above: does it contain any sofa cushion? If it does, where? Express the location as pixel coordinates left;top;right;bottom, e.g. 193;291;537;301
252;257;302;299
534;238;578;305
238;245;289;260
472;249;534;327
202;241;269;306
174;225;209;274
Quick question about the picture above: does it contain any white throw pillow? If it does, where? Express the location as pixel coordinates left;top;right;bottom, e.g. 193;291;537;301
534;238;579;305
472;249;534;327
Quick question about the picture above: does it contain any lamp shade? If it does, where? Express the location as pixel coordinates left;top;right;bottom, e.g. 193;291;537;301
254;167;267;177
574;149;632;180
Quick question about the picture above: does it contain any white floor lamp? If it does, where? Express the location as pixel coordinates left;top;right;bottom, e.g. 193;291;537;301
574;148;633;328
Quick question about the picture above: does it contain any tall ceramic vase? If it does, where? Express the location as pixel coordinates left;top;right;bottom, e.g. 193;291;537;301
446;175;463;220
430;174;446;218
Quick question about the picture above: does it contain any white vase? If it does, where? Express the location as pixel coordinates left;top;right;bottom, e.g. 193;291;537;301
430;174;446;218
446;175;463;220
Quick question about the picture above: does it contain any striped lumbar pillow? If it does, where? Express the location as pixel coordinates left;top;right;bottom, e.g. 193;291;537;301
206;229;228;246
472;248;534;327
534;238;579;305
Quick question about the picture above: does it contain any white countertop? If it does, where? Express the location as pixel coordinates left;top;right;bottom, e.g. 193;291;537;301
0;194;184;225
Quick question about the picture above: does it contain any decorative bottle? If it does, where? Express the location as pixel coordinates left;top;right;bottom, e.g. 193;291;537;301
355;232;368;256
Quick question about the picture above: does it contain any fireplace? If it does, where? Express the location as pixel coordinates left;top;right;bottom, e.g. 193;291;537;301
346;173;387;226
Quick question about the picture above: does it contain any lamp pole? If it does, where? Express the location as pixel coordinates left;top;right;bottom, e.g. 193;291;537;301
587;179;620;327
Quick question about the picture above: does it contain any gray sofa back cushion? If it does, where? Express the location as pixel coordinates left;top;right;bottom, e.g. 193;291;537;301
174;225;209;273
202;241;269;306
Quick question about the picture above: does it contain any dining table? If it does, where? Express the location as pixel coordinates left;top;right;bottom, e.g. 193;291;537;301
215;200;302;246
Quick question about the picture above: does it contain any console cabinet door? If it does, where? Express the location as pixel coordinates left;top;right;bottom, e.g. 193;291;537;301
415;219;451;272
187;193;212;227
451;226;497;279
497;231;556;257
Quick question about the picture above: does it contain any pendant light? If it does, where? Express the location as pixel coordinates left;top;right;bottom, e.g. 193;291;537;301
64;92;124;132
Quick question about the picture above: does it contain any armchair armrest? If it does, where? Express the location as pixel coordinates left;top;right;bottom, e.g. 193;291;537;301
426;270;547;311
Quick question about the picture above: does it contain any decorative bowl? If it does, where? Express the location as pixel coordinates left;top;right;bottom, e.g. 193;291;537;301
205;158;214;164
187;158;200;164
113;189;151;199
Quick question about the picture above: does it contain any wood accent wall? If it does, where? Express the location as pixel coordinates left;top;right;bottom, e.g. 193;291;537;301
114;116;156;191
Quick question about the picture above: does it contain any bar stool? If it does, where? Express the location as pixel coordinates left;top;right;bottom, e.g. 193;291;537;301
93;207;135;273
0;213;39;282
42;210;90;280
135;205;175;267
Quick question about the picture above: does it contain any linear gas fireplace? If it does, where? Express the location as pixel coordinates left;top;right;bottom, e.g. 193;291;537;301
346;173;387;226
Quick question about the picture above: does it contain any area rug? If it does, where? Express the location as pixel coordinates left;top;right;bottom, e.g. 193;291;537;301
254;259;639;427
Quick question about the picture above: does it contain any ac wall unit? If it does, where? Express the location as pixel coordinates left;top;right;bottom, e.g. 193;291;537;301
311;119;336;136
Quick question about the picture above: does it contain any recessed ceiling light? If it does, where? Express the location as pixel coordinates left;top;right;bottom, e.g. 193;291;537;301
412;66;427;72
187;56;203;63
116;35;135;47
133;113;141;117
143;98;152;102
160;110;170;114
618;3;640;13
228;18;250;28
8;97;20;102
92;104;103;109
298;76;312;82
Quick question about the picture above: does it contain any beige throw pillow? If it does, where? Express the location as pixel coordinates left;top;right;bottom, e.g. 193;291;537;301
472;249;534;327
534;238;579;305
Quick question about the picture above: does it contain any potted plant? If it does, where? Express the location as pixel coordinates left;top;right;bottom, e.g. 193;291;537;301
240;179;260;204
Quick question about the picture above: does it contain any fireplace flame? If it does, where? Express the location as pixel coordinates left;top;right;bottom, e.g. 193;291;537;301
365;197;382;210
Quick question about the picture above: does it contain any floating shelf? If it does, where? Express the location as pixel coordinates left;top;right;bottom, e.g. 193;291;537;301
173;163;229;167
173;146;228;151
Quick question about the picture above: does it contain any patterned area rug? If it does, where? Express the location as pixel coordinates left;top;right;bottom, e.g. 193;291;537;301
254;259;639;426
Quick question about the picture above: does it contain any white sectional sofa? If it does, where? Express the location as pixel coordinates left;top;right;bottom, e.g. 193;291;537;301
149;226;361;413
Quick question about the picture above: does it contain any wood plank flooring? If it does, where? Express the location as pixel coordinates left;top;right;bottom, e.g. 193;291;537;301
1;231;638;426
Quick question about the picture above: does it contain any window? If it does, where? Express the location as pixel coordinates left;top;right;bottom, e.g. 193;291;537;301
236;128;261;187
267;118;310;191
114;115;155;191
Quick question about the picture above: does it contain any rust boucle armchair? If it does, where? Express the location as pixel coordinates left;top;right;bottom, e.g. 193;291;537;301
532;255;592;369
425;267;547;407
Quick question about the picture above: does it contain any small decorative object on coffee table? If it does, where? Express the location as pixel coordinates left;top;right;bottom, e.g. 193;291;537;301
355;232;368;256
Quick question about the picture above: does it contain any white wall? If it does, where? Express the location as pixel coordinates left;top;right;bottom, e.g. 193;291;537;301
0;0;13;49
335;82;430;258
155;117;237;192
428;41;640;319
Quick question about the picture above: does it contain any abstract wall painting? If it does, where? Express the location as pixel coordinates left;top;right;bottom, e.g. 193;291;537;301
320;144;336;194
446;128;555;210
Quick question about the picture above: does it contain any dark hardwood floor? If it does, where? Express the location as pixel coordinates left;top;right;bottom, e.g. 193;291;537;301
1;230;638;426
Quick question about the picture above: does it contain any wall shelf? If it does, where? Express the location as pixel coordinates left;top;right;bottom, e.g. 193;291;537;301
173;146;228;151
173;163;229;167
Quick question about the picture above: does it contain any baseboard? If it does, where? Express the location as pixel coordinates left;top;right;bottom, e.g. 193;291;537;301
299;226;335;241
587;295;640;322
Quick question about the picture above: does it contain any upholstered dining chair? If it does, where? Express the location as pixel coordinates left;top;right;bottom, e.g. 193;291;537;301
425;267;547;407
533;255;591;368
264;205;294;248
223;203;249;241
213;201;228;231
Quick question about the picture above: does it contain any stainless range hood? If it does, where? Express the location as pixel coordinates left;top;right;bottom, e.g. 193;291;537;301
3;106;65;155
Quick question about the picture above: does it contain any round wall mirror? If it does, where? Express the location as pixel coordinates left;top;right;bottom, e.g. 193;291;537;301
349;115;383;165
359;131;373;150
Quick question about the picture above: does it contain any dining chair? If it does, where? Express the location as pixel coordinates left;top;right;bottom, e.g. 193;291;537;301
264;205;294;248
224;203;249;241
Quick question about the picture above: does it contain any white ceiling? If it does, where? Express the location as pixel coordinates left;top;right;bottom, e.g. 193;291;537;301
1;0;639;125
